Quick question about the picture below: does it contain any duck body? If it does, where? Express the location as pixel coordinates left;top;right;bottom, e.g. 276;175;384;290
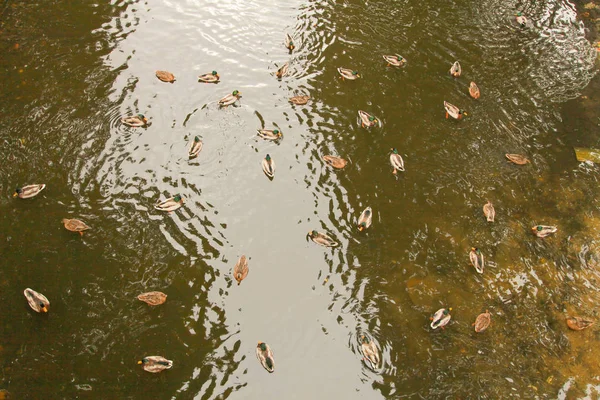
360;336;380;370
121;114;148;127
323;155;347;169
430;308;452;329
338;67;360;80
155;194;184;212
474;310;491;332
308;230;339;247
469;82;480;99
450;61;461;77
13;184;46;199
505;153;530;165
198;71;220;83
24;288;49;313
257;129;283;141
516;12;527;28
483;201;495;222
219;90;241;107
256;342;275;373
289;95;310;105
156;70;175;83
469;247;484;274
137;291;167;306
276;63;289;78
357;207;372;232
189;136;203;159
138;356;173;373
444;101;466;120
285;32;295;51
566;316;594;331
262;154;275;178
383;54;406;67
233;255;249;285
62;218;90;236
390;148;405;174
532;225;557;238
358;110;379;128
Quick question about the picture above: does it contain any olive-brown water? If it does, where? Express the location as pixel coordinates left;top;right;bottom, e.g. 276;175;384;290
2;0;600;398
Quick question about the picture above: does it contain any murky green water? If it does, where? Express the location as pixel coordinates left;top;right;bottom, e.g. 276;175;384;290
2;0;600;398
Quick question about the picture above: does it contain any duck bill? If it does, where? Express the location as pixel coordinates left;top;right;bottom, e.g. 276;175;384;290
12;192;18;197
358;226;364;232
42;306;48;312
137;360;143;365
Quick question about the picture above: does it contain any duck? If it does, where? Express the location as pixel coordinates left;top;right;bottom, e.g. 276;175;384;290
505;153;530;165
382;54;406;67
322;155;348;169
307;230;339;247
218;90;241;107
121;114;148;127
262;154;275;178
469;82;480;99
188;136;203;159
473;310;491;332
154;194;184;212
338;67;360;80
137;291;167;306
285;32;295;51
257;129;283;141
515;12;527;28
532;225;557;238
483;201;495;222
62;218;91;236
289;95;310;105
566;316;594;331
24;288;49;313
449;61;461;77
469;247;484;274
360;335;380;370
390;148;405;174
444;101;467;120
276;62;289;78
156;70;175;83
198;71;220;83
137;356;173;373
358;110;379;128
430;308;452;329
256;342;275;373
13;184;46;199
357;207;372;232
233;255;249;285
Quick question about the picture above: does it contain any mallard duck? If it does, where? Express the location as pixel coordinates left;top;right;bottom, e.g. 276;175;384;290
357;207;372;232
390;148;405;174
444;101;467;120
121;114;148;127
449;61;461;77
285;32;295;51
338;67;360;80
358;110;379;128
505;153;530;165
566;316;594;331
532;225;557;238
198;71;220;83
307;230;339;247
360;335;380;370
62;218;90;236
430;307;452;329
233;255;249;285
13;184;46;199
155;194;184;212
137;291;167;306
24;288;49;313
469;247;484;274
515;12;527;28
469;82;480;99
262;154;275;178
218;90;241;107
188;136;203;159
256;342;275;373
483;201;495;222
382;54;406;67
276;62;289;78
257;129;283;141
289;95;310;105
138;356;173;373
473;310;491;332
156;70;175;83
323;155;347;169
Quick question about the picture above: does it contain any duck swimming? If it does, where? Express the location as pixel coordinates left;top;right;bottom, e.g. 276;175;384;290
469;82;480;99
382;54;406;67
307;230;339;247
449;61;461;77
13;184;46;199
256;342;275;373
444;101;467;120
24;288;49;313
323;155;348;169
155;70;175;83
138;356;173;373
469;247;484;274
233;255;249;285
532;225;557;238
155;194;184;212
360;335;380;370
357;207;372;232
137;291;167;306
430;308;452;329
189;136;203;159
390;148;405;174
358;110;379;128
218;90;241;107
338;67;360;80
62;218;90;236
121;114;148;127
198;71;220;83
262;154;275;178
483;201;495;222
